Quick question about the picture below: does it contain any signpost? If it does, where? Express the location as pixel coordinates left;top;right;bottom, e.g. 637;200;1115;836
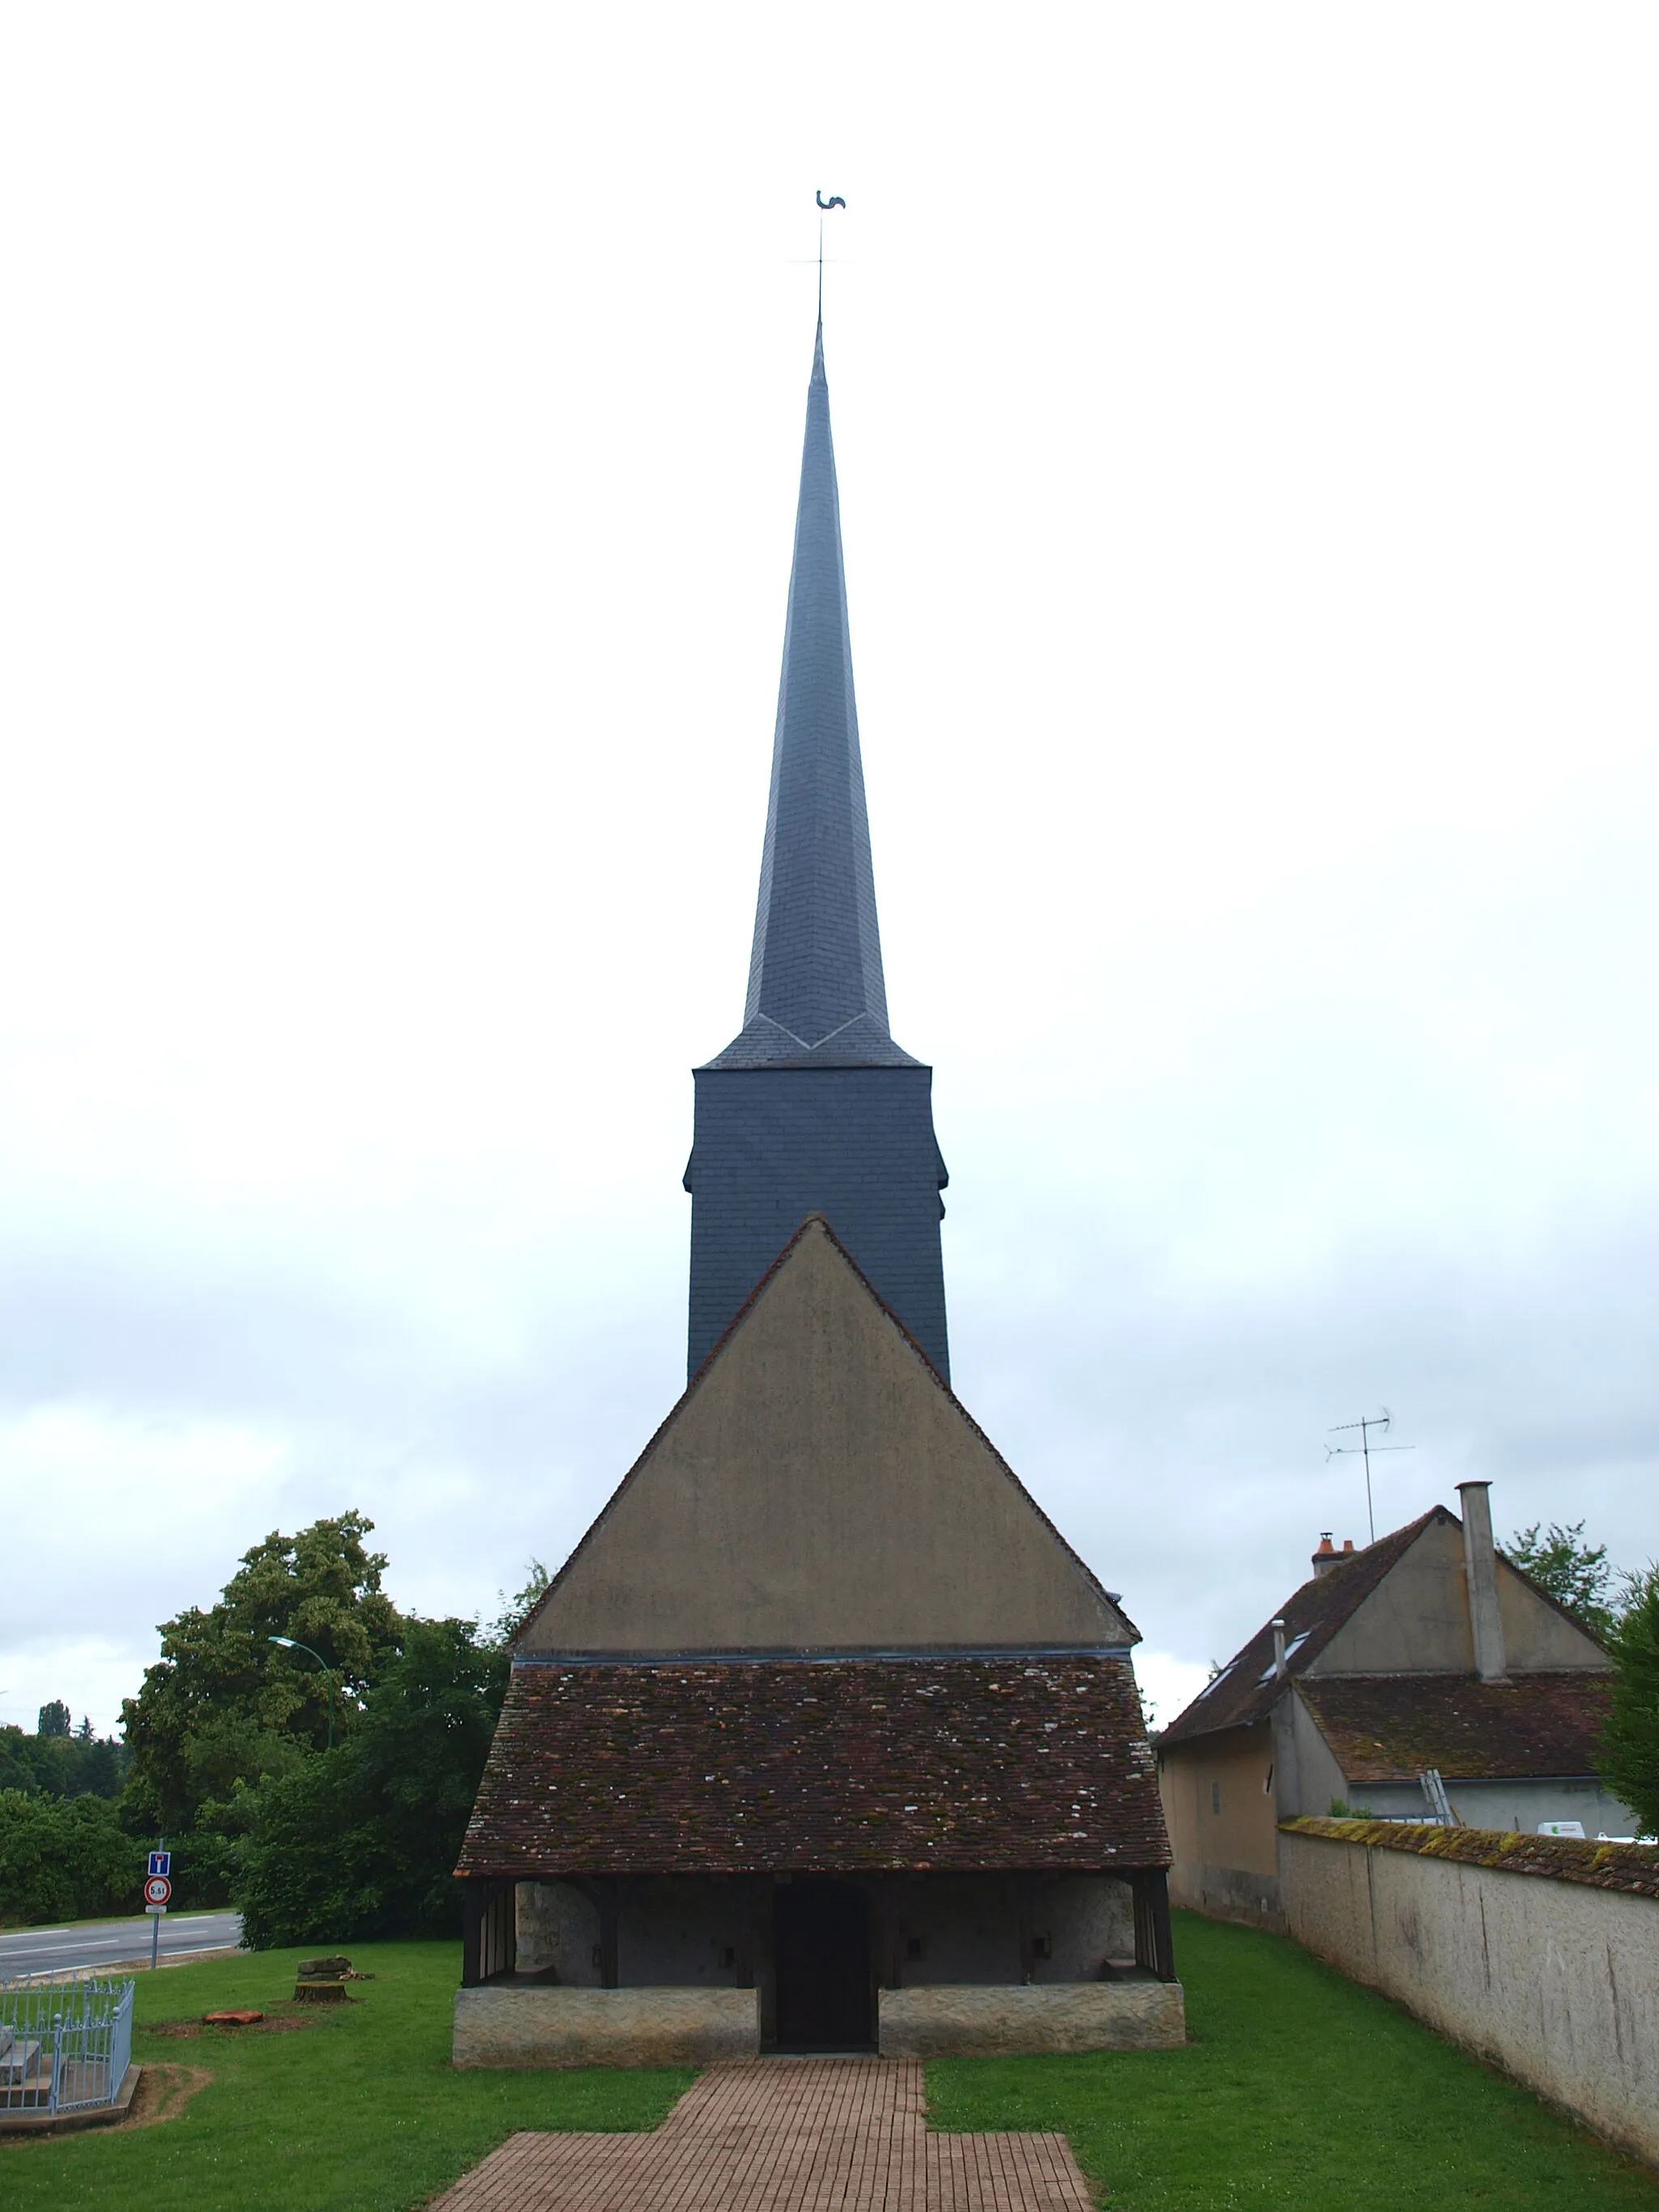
145;1849;171;1969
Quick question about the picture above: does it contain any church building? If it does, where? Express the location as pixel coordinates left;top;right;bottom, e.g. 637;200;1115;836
453;318;1181;2065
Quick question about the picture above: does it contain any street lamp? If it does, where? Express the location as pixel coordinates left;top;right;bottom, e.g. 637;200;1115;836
267;1635;338;1748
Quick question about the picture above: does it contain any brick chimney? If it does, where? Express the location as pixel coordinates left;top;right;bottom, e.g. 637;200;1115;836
1457;1480;1508;1681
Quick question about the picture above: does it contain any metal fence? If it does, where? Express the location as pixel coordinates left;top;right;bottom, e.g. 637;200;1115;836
0;1975;134;2116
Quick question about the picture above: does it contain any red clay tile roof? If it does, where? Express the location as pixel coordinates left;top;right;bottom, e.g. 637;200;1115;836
1283;1818;1659;1898
1298;1671;1613;1784
1158;1511;1443;1745
456;1656;1170;1877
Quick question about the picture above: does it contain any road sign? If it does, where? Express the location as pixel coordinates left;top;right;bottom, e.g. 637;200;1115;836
147;1850;171;1878
144;1874;173;1907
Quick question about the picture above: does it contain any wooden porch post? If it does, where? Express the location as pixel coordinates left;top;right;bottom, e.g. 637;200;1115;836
597;1877;621;1989
1130;1869;1176;1981
460;1880;485;1988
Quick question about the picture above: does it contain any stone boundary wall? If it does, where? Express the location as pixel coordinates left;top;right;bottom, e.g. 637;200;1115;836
1280;1818;1659;2168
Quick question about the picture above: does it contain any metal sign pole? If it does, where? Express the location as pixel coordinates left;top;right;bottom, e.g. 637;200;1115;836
146;1840;171;1969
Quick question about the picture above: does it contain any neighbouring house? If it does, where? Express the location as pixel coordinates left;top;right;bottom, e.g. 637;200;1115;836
1156;1481;1636;1929
450;315;1180;2067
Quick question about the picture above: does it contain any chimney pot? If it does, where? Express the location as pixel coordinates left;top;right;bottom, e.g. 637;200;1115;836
1456;1480;1508;1682
1311;1533;1341;1578
1341;1539;1355;1555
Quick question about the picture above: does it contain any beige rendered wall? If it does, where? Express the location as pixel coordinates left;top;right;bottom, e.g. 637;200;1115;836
1162;1724;1281;1924
521;1221;1129;1655
1311;1516;1475;1673
1311;1514;1610;1677
1282;1829;1659;2168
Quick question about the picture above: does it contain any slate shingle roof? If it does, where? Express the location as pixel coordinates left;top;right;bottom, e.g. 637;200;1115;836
456;1656;1170;1877
1298;1672;1614;1784
705;321;908;1072
1158;1511;1443;1745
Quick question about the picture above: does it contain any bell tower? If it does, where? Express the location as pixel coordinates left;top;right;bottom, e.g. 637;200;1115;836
684;319;949;1379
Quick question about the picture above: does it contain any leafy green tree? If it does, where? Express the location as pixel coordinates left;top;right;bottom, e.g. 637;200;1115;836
36;1700;71;1738
1598;1566;1659;1838
488;1558;551;1646
232;1616;509;1946
1503;1520;1618;1639
121;1511;404;1837
0;1791;138;1925
0;1723;126;1801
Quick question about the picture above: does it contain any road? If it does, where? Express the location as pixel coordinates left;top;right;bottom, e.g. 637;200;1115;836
0;1910;243;1978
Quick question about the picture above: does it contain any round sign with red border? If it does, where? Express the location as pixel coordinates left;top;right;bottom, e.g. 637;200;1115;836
143;1874;172;1907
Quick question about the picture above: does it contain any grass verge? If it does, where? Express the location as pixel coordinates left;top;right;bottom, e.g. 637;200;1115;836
927;1908;1659;2209
0;1940;688;2212
8;1912;1657;2210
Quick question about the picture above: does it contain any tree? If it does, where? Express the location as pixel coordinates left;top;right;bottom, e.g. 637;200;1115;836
1598;1566;1659;1838
121;1511;405;1837
488;1559;551;1646
0;1792;137;1926
1503;1520;1618;1639
0;1723;126;1801
232;1616;509;1946
36;1700;71;1739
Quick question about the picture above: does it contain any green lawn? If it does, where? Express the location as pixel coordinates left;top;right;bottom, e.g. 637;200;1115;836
6;1913;1657;2210
929;1909;1659;2209
0;1941;688;2212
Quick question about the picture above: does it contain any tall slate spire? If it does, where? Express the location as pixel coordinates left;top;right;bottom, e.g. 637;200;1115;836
685;316;949;1380
708;322;915;1071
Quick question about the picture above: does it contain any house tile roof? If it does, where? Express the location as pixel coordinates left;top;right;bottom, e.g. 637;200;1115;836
1298;1672;1613;1784
456;1656;1169;1878
1158;1511;1442;1745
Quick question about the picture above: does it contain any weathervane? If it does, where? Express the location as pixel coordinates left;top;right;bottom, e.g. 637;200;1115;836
1325;1409;1415;1544
816;190;846;319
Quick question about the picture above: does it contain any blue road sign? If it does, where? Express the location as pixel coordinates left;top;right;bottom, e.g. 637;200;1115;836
148;1850;171;1878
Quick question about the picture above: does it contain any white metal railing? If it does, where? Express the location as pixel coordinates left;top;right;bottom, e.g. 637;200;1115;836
0;1974;135;2116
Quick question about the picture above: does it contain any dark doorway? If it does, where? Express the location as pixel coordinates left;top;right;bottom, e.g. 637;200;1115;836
772;1879;873;2049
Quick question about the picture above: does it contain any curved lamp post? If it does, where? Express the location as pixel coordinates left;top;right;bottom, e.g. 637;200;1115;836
267;1635;338;1749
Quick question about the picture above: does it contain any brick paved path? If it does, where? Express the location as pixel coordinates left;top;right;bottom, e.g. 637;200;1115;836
432;2056;1094;2210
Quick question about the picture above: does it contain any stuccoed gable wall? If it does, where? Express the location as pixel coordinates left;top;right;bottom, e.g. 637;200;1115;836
1311;1515;1610;1677
1281;1820;1659;2169
519;1223;1129;1657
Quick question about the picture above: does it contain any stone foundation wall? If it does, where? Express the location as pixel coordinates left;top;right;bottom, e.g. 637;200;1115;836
453;1985;759;2069
877;1980;1186;2056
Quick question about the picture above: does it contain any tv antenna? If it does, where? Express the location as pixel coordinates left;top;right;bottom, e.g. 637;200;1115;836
1326;1409;1414;1544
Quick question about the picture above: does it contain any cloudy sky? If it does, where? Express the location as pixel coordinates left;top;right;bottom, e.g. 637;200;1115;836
3;6;1656;1737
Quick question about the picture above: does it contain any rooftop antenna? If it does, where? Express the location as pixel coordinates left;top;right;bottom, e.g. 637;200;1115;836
815;190;846;321
1326;1409;1415;1544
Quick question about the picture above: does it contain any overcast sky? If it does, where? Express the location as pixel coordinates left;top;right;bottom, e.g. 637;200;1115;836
3;6;1656;1737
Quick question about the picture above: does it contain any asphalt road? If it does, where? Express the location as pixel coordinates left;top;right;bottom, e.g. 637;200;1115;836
0;1910;243;1978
